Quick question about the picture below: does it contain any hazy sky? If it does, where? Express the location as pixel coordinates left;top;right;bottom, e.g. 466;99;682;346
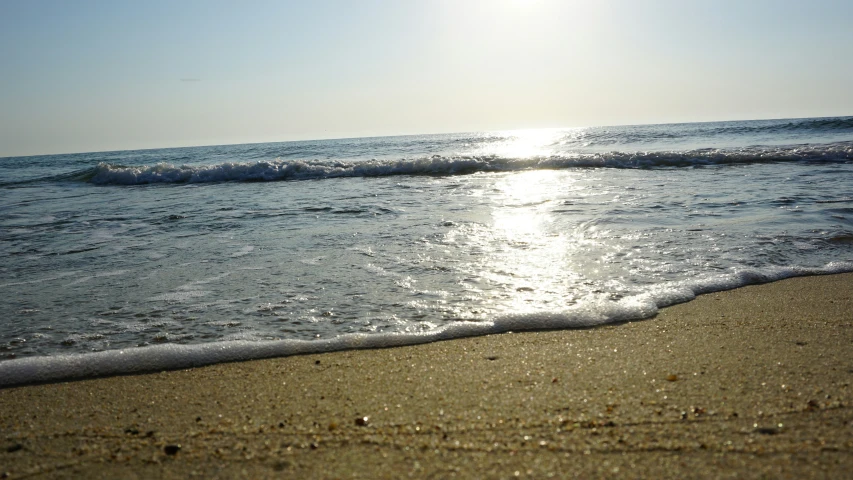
2;0;852;157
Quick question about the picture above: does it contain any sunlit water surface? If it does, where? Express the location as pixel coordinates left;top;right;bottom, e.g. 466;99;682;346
1;117;852;384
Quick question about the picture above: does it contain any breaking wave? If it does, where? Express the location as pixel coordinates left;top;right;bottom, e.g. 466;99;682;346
76;142;853;185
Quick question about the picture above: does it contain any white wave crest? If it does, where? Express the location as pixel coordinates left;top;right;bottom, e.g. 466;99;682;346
85;142;853;185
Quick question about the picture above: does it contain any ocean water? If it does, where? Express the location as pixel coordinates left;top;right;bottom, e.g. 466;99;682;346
2;117;853;386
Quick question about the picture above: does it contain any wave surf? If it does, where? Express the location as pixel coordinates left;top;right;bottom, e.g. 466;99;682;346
71;142;853;185
1;262;851;387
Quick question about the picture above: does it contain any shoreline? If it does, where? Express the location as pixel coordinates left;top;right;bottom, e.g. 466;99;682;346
3;268;850;389
1;273;852;478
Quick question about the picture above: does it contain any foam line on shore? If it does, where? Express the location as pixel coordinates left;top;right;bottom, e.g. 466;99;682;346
2;263;851;388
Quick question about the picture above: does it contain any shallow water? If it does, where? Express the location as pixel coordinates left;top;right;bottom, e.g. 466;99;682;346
1;117;852;385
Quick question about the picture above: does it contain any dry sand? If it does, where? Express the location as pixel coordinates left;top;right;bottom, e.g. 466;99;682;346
1;273;852;478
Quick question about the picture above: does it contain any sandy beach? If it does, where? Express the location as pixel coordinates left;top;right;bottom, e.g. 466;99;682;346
1;272;852;478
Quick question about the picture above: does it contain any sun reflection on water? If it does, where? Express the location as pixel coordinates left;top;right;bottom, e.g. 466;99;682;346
440;168;628;320
483;170;585;313
482;128;567;159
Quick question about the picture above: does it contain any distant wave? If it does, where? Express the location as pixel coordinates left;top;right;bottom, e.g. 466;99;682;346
714;116;853;136
72;142;852;185
574;117;853;146
2;142;847;187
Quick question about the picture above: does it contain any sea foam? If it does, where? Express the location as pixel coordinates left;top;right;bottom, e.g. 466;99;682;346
2;263;850;388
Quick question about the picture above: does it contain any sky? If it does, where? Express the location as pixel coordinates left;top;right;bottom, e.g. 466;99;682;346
1;0;852;157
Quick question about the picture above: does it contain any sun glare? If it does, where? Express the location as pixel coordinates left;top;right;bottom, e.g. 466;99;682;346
483;170;578;312
491;128;563;159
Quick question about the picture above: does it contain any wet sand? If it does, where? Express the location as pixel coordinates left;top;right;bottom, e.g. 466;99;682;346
1;273;852;478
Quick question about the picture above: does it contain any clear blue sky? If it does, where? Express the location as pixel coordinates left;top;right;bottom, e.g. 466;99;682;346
2;0;852;156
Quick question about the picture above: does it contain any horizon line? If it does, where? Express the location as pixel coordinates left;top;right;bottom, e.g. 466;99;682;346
2;114;850;160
